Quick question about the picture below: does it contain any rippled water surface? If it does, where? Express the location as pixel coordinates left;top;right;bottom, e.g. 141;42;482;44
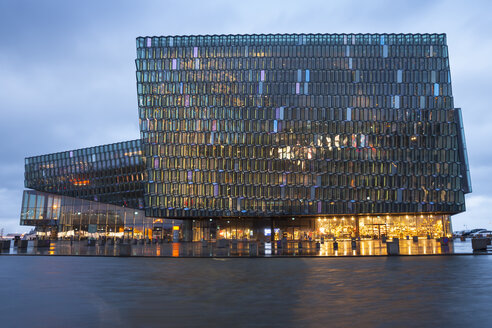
1;256;491;327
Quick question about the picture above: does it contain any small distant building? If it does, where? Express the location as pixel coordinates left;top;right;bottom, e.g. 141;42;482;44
2;233;23;240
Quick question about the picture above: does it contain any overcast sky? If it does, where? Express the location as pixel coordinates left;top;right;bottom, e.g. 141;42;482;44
1;0;491;233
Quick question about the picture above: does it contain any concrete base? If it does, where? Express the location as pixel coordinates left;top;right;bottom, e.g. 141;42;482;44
119;244;132;256
249;243;258;257
34;240;50;248
0;240;11;250
472;238;488;251
281;239;288;249
217;239;228;248
387;241;400;255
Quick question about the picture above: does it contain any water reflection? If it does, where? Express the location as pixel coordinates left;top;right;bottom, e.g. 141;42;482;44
0;256;491;327
0;239;478;257
172;243;179;257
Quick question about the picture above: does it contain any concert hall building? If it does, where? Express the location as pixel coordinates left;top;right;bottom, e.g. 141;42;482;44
20;33;471;241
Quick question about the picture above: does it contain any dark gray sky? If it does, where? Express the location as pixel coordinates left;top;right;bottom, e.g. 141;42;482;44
1;0;490;233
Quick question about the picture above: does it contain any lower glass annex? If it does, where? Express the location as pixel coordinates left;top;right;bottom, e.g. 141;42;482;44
20;190;181;240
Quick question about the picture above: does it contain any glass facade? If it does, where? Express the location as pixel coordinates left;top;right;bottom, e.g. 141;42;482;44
25;140;145;209
19;33;470;242
20;190;179;240
136;33;470;220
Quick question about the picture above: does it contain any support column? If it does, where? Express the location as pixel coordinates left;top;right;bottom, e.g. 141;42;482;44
271;218;275;242
182;219;193;242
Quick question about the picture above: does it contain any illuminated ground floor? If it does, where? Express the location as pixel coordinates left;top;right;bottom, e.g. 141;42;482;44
191;214;452;242
21;190;452;242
